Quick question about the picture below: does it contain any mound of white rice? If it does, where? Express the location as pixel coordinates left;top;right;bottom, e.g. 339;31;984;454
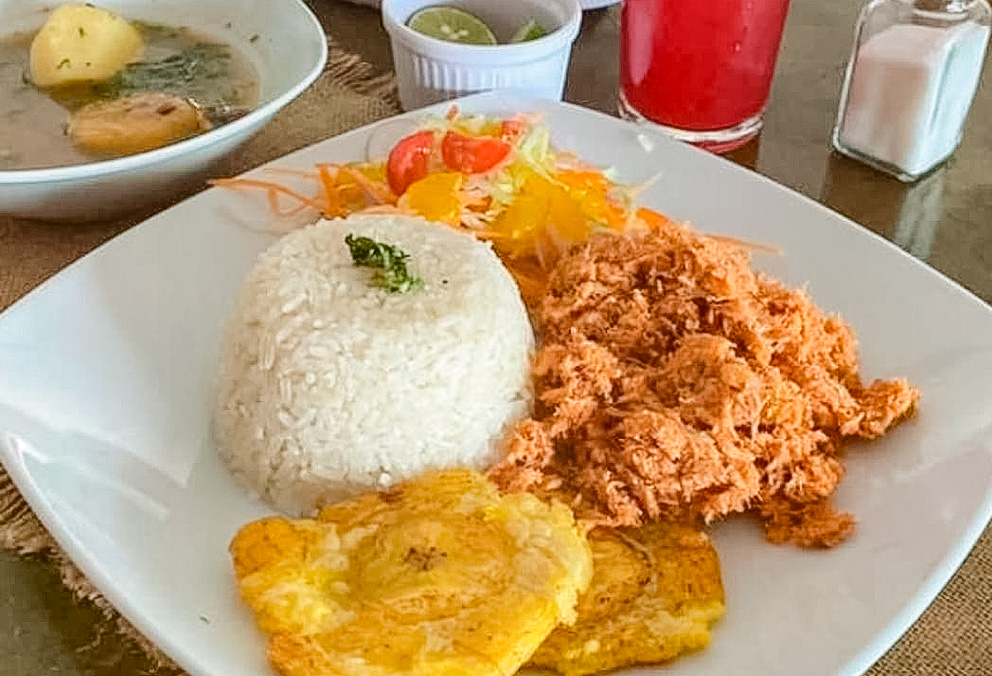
213;214;535;515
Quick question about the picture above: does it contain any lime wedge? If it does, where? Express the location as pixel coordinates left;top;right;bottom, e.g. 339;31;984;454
407;6;498;45
510;19;547;43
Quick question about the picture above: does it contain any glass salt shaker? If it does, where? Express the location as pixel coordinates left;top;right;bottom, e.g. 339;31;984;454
832;0;991;182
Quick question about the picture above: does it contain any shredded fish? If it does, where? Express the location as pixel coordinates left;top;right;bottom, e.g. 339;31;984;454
489;223;920;548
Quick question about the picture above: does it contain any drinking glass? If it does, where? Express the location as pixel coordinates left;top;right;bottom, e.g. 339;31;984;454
619;0;792;153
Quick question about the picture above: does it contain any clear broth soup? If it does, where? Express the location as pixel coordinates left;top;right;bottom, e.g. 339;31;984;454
0;22;260;170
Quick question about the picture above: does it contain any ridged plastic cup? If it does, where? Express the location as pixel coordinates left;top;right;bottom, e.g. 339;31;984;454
382;0;582;111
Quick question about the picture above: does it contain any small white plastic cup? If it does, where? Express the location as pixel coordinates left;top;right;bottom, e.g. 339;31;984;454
382;0;582;111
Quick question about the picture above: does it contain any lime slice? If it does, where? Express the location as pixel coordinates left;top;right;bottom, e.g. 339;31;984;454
510;19;547;43
407;6;498;45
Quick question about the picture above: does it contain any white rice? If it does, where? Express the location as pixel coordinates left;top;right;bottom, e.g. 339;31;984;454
213;214;535;515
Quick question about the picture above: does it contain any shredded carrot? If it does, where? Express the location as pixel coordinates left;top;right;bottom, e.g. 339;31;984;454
260;167;321;180
636;207;676;230
707;234;783;256
210;177;327;217
317;165;344;218
337;166;397;204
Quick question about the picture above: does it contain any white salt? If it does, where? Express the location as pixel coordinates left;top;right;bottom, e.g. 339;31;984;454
837;21;990;178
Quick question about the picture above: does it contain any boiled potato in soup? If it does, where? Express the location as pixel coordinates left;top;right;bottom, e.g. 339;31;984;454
29;3;144;86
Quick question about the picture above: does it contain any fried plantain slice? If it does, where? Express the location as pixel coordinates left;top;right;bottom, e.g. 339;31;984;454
230;470;593;676
527;522;725;676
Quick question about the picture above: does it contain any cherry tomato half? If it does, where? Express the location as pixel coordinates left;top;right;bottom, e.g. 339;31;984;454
440;131;511;175
386;130;435;196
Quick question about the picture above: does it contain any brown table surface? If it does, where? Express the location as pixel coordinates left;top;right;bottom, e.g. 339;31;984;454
3;1;992;675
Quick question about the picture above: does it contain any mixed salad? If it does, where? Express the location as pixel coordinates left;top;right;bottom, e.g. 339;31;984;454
214;107;674;302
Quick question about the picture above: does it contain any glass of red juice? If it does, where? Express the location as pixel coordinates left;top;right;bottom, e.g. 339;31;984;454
619;0;792;153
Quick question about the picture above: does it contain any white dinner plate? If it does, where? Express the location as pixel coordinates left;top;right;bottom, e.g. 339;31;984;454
2;92;992;676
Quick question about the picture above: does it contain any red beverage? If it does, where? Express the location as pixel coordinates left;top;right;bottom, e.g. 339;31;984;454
619;0;791;151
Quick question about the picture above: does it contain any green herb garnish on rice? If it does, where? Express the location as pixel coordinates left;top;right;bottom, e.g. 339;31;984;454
345;233;423;293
